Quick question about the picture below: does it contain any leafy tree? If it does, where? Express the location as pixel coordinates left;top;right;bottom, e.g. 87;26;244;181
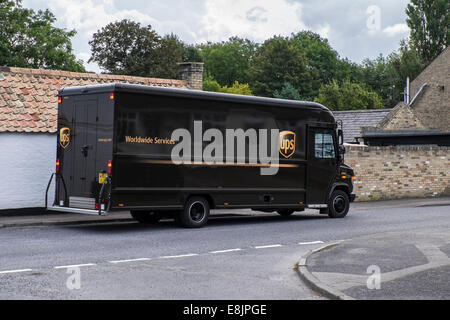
154;33;184;79
315;80;342;110
0;0;84;71
406;0;450;63
360;54;398;107
315;79;384;111
155;34;203;78
203;76;252;95
388;40;425;102
89;20;202;78
248;36;311;99
199;37;257;87
356;41;425;108
181;44;203;63
289;31;340;95
335;58;365;85
273;82;302;100
89;19;162;76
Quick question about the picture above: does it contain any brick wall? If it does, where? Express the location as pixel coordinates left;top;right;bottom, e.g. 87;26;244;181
345;145;450;201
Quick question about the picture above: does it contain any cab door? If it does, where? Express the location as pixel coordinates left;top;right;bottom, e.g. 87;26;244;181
306;127;338;204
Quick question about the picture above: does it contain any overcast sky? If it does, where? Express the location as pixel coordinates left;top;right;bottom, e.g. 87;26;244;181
23;0;411;73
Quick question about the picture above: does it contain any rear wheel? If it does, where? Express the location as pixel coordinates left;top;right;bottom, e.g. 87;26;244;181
327;190;350;218
177;197;210;228
130;210;163;224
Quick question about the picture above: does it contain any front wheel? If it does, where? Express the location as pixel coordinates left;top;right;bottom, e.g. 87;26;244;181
327;190;350;218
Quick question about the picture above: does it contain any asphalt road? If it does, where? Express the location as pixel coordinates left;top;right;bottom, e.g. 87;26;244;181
0;200;449;300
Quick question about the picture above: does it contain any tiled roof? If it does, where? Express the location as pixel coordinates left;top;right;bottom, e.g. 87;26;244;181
0;66;187;133
333;109;392;142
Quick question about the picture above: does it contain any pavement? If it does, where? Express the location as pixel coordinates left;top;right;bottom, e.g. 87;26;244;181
1;197;450;300
0;209;134;228
297;197;450;300
1;196;449;229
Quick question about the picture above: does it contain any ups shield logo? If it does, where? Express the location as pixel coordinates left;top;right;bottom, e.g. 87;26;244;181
279;131;296;159
59;127;70;149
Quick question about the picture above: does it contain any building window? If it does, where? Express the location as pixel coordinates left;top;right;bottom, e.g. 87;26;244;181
315;133;335;158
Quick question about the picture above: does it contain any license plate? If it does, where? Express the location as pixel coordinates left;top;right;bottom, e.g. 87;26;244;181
98;173;108;184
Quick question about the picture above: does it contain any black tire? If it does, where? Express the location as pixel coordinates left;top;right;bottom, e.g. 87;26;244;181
130;210;163;224
177;197;210;228
327;190;350;218
277;209;295;216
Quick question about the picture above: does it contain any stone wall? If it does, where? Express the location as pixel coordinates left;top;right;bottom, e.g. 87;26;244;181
345;145;450;201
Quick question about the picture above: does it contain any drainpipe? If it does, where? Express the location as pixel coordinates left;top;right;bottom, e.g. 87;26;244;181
409;83;428;106
405;77;410;104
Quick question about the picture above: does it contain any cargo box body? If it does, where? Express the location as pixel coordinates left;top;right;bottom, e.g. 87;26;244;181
48;83;353;218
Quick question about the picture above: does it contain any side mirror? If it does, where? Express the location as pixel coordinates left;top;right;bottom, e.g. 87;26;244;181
339;145;346;155
338;129;344;145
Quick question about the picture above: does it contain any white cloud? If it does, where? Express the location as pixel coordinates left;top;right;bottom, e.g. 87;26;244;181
23;0;412;70
46;0;156;37
382;23;409;38
315;23;331;39
197;0;305;43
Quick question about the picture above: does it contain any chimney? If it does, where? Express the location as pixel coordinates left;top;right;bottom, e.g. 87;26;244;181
178;62;204;91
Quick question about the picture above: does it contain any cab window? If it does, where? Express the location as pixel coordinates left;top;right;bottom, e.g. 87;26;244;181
315;133;335;158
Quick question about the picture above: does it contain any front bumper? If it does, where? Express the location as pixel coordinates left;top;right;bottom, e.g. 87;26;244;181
349;193;356;202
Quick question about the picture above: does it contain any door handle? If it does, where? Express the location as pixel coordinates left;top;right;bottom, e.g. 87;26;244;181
81;145;89;157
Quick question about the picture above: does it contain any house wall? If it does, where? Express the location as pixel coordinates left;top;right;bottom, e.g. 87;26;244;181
408;47;450;131
377;103;425;130
0;133;56;210
411;84;449;132
346;145;450;201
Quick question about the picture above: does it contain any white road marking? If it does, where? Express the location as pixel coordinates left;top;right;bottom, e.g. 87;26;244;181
254;244;283;249
159;253;199;259
54;263;96;269
210;248;242;254
109;258;151;264
15;240;330;272
0;268;33;274
298;241;324;245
